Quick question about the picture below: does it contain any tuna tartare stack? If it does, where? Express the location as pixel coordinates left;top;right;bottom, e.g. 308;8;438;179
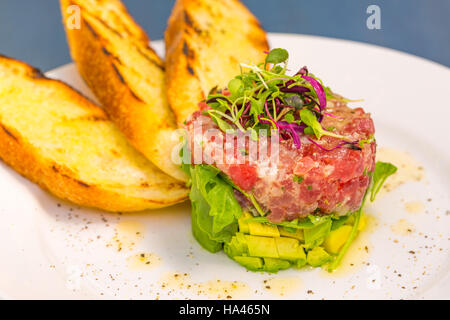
181;48;397;272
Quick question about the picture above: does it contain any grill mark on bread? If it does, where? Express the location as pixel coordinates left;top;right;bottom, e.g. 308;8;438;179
1;124;18;141
59;171;90;188
184;10;195;27
183;10;202;34
187;63;195;75
112;63;126;84
128;88;145;103
76;180;91;188
84;21;99;38
73;115;107;122
102;46;111;56
93;16;123;38
135;45;164;71
182;41;194;59
81;8;123;39
111;63;145;103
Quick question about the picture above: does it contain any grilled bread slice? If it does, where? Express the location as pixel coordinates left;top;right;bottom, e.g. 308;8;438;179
0;55;187;212
165;0;269;125
60;0;187;181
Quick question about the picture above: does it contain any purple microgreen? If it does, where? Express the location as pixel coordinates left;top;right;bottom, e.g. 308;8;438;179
323;111;344;119
301;75;327;111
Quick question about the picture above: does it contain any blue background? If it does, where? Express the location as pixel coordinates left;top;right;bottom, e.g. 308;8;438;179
0;0;449;71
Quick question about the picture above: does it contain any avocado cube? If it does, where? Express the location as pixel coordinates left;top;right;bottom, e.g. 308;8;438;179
224;232;250;258
323;225;353;254
248;222;280;237
295;255;307;269
235;232;249;250
345;213;367;231
306;247;331;267
245;235;279;258
224;238;244;258
234;256;264;271
279;227;304;241
275;237;306;261
263;258;291;273
238;211;252;234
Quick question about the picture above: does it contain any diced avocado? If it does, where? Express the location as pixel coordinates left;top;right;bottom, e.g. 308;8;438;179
358;214;367;231
234;256;264;271
323;225;353;254
238;211;252;234
295;255;307;269
275;237;306;261
245;235;279;258
306;247;332;267
279;227;304;241
224;232;249;258
235;232;248;249
263;258;291;273
345;215;354;225
248;222;280;237
225;237;244;258
345;212;366;231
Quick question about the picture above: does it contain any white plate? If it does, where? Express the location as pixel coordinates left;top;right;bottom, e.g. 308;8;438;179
0;33;449;300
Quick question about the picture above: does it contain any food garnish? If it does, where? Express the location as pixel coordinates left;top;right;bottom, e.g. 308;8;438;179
182;48;397;272
205;48;358;150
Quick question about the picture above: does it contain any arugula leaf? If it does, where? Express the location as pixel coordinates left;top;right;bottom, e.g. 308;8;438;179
330;215;350;231
370;161;398;202
245;214;332;230
300;108;350;141
303;219;332;246
300;109;325;139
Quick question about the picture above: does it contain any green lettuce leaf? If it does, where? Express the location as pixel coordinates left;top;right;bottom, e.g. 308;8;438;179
189;165;242;252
